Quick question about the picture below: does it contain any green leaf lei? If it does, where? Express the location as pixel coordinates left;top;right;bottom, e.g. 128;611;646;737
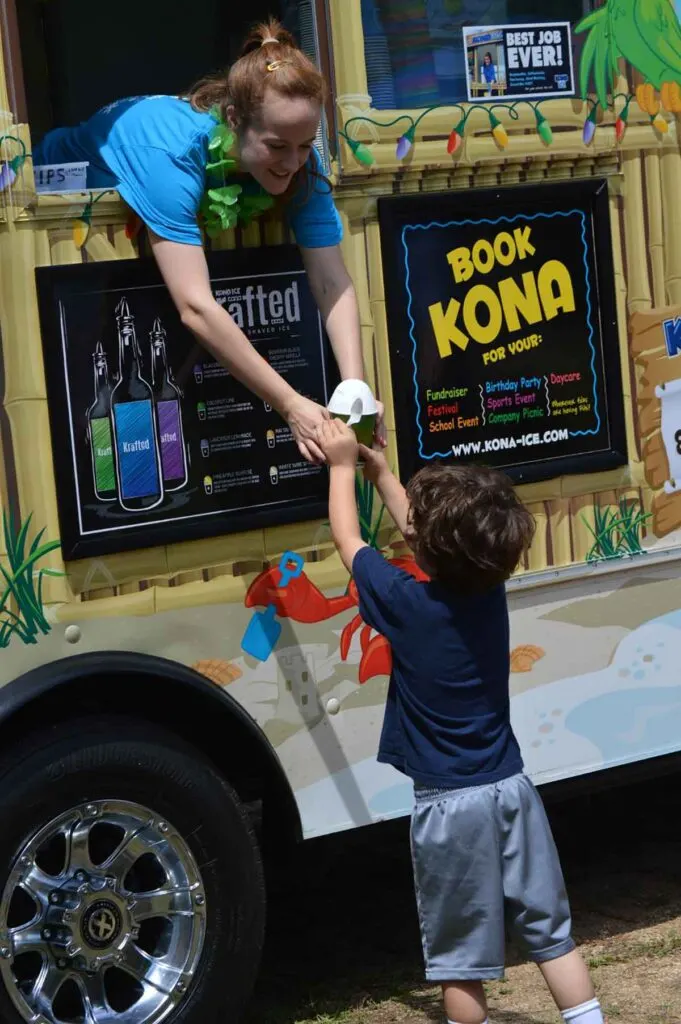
199;110;275;238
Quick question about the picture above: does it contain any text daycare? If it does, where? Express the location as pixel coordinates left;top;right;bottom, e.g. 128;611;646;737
427;226;574;364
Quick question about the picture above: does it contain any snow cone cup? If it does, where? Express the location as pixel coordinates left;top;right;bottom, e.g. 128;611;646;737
327;380;378;462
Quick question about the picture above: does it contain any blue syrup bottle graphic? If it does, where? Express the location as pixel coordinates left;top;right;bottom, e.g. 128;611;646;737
150;317;188;492
110;297;164;512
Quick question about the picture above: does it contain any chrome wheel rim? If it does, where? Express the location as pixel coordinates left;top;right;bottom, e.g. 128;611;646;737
0;800;206;1024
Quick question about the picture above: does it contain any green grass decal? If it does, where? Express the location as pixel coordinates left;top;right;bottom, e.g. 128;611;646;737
0;510;63;647
583;498;652;563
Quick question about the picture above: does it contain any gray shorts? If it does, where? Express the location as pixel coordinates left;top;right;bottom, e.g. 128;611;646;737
410;772;575;981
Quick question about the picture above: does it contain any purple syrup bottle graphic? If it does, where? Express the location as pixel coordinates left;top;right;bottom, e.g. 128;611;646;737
150;317;188;491
110;297;164;511
86;342;116;502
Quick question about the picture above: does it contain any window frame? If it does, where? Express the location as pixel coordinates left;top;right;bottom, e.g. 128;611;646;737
312;0;338;163
0;0;27;122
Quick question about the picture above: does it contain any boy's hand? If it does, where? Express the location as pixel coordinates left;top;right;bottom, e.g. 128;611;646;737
359;444;389;486
316;418;358;468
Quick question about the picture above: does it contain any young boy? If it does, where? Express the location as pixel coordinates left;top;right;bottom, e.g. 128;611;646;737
315;417;604;1024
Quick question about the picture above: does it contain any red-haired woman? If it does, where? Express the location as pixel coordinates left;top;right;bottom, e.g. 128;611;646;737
35;20;383;463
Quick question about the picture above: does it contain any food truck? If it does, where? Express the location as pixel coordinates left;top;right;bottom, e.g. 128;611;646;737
1;1;681;1021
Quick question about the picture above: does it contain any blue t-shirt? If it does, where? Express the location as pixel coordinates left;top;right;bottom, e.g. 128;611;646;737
33;95;342;248
352;545;523;789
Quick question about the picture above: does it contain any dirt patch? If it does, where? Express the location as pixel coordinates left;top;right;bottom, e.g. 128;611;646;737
248;772;681;1024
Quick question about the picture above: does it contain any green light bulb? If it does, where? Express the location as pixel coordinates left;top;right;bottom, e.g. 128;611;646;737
349;138;375;167
536;114;553;146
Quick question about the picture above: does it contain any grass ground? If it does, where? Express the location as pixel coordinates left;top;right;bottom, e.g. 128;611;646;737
247;771;681;1024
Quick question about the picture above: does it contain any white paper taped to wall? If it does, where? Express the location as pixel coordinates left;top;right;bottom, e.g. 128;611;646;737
655;378;681;494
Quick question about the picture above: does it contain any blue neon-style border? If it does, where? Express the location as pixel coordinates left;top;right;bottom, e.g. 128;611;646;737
401;209;600;461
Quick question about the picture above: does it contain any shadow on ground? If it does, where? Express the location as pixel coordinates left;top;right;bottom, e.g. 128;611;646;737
246;769;681;1023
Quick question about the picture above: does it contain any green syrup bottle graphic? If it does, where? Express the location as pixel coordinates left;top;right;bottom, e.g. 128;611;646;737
87;341;116;502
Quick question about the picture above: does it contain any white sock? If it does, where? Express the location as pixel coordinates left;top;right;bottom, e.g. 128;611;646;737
561;998;604;1023
447;1020;488;1024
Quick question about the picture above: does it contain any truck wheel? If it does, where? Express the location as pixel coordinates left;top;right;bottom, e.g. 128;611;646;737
0;715;265;1024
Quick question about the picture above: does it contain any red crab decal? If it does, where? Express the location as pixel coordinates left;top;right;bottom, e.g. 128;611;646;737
245;556;428;684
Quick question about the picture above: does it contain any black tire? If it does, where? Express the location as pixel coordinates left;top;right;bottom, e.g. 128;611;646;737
0;714;265;1024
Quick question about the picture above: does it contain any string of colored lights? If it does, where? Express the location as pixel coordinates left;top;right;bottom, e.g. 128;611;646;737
340;92;669;167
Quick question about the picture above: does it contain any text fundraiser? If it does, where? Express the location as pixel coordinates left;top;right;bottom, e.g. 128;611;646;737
379;181;627;485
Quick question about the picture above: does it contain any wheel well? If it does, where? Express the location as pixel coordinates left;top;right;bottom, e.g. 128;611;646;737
0;656;302;851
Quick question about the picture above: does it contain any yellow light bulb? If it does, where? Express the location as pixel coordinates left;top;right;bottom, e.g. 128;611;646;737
492;124;509;148
73;218;90;249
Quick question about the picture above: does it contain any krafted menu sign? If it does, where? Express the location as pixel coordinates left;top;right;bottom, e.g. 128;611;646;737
36;246;336;560
378;178;627;485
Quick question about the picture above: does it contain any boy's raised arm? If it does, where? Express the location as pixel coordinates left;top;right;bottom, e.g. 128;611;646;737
359;446;411;539
317;420;367;572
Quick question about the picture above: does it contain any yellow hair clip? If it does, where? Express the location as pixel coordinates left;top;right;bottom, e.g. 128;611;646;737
266;59;293;72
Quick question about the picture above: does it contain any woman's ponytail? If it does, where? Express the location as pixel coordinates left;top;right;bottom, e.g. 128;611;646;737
239;18;297;56
189;18;325;126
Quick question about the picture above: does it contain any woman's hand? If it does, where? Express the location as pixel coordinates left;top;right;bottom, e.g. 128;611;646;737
284;394;331;464
374;400;387;449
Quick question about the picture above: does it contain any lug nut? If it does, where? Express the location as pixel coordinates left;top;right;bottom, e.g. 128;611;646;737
49;892;60;905
66;943;78;957
85;804;99;817
158;822;169;833
75;871;87;883
176;981;186;994
194;894;205;906
42;929;52;941
0;946;10;959
63;911;72;923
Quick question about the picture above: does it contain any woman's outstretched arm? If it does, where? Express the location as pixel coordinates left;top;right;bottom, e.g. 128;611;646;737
301;244;385;441
150;232;329;463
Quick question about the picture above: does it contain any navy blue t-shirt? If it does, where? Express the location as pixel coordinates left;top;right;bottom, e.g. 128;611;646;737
352;545;523;789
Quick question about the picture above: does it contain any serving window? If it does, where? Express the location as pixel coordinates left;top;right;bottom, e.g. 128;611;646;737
3;0;335;165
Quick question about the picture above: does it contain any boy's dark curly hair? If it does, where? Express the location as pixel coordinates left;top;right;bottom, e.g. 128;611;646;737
405;463;535;594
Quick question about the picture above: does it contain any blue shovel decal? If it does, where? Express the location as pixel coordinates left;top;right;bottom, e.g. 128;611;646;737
241;551;305;662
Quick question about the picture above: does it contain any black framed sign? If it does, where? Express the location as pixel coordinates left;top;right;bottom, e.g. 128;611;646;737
36;246;337;560
378;178;627;485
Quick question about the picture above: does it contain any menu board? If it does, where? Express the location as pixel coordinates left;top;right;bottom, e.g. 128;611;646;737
36;247;337;560
378;179;627;485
